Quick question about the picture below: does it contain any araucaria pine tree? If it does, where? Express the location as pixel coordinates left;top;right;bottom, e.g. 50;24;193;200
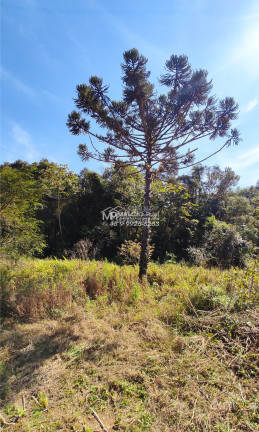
67;48;240;279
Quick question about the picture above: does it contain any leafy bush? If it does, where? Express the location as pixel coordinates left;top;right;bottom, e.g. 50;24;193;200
118;240;154;265
187;284;229;312
203;216;251;268
0;259;87;320
67;238;97;260
187;246;206;266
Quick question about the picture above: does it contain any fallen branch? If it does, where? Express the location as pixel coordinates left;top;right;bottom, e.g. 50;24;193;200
31;395;40;406
182;292;199;317
90;408;109;432
0;413;15;426
238;383;245;404
22;394;26;411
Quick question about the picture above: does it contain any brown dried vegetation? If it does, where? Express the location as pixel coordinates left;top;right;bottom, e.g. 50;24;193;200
0;259;258;431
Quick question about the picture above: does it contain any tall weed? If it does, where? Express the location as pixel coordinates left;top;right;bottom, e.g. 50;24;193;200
0;258;258;321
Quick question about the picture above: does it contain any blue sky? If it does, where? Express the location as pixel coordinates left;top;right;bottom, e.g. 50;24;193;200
1;0;259;187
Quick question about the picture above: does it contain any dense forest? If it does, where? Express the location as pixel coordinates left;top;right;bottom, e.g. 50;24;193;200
1;159;258;268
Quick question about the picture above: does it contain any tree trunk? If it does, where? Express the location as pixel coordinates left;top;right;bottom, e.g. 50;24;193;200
58;211;63;239
57;191;63;239
139;165;152;280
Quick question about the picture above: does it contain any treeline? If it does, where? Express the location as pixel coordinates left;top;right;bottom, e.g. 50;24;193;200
0;159;258;267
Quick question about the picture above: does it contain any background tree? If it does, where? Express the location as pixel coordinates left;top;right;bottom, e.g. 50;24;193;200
69;168;125;260
42;164;78;240
203;216;251;268
1;160;257;266
67;48;240;279
151;180;195;261
203;166;239;197
0;165;46;260
224;189;259;245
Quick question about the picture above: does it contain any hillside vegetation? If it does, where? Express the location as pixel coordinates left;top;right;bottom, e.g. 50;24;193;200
1;160;258;268
0;259;258;431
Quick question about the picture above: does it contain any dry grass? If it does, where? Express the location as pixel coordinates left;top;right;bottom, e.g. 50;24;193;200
0;309;258;431
0;258;258;431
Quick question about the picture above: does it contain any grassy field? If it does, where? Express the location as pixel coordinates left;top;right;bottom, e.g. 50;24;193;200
0;259;258;431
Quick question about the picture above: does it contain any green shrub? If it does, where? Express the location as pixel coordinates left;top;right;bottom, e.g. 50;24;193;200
187;246;206;266
187;284;229;312
118;240;154;265
204;217;251;268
